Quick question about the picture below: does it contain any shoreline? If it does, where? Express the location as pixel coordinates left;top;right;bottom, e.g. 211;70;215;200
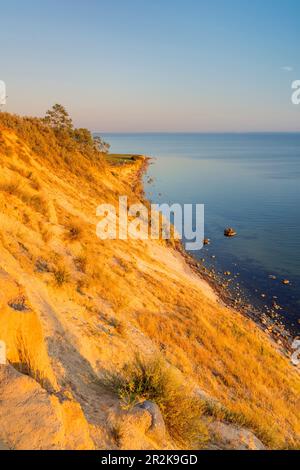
176;242;294;357
140;156;296;358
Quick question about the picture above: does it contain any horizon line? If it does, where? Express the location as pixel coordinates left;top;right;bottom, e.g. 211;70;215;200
93;130;300;135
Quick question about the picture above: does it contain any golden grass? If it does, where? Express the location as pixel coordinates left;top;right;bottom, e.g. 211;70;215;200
53;266;70;286
103;356;209;449
0;112;299;450
136;298;300;448
0;176;48;215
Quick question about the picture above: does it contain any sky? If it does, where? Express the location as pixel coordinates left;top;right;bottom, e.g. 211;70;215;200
1;0;300;132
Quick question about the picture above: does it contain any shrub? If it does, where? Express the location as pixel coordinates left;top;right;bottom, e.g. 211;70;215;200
66;223;82;241
0;110;107;177
0;179;21;195
53;267;70;286
74;255;87;273
103;356;208;449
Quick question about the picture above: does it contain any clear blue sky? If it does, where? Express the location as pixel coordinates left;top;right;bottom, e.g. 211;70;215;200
1;0;300;131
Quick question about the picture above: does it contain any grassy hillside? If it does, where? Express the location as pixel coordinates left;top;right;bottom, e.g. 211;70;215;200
0;111;299;450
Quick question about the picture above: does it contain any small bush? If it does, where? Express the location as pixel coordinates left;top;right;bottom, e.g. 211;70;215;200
0;179;21;195
53;267;70;286
0;177;47;215
108;316;126;335
65;223;82;241
74;255;87;273
35;258;50;273
103;356;208;449
28;194;48;214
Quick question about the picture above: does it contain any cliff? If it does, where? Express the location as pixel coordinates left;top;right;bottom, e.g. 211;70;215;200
0;113;299;450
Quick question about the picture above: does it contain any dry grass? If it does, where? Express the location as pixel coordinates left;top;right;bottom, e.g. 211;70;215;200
74;255;87;273
0;176;48;215
136;299;300;448
13;334;48;389
53;266;70;286
0;112;299;450
103;356;209;449
0;179;21;195
65;222;82;241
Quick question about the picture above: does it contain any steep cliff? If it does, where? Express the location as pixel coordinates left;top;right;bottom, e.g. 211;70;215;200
0;113;299;450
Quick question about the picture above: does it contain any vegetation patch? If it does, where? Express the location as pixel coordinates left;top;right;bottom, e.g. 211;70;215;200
103;356;208;449
53;266;70;286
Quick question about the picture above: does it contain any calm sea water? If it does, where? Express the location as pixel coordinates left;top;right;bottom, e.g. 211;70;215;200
102;133;300;332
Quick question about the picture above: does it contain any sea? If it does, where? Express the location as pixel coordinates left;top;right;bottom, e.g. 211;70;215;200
101;133;300;335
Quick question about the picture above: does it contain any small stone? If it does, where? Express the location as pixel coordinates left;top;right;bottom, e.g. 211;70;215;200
224;227;237;237
8;295;31;312
203;238;210;245
282;279;290;285
272;301;281;310
137;401;166;441
269;275;277;280
224;271;231;276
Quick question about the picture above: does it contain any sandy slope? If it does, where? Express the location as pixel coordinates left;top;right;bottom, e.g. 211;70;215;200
0;124;299;450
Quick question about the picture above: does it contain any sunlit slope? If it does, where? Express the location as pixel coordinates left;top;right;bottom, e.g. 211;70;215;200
0;113;299;450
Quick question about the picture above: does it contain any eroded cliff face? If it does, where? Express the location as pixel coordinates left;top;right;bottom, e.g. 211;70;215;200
0;116;299;450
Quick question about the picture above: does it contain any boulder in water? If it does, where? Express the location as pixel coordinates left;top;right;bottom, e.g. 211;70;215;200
224;228;237;237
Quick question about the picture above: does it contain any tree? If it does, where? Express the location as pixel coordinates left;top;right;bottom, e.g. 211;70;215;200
93;135;110;154
74;128;94;146
44;104;73;131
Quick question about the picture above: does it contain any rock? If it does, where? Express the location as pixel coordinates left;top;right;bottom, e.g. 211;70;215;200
109;400;166;449
224;228;237;237
269;275;277;280
208;421;266;450
282;279;290;285
108;405;152;450
8;295;31;312
136;401;166;442
224;271;231;276
272;301;281;310
0;364;94;450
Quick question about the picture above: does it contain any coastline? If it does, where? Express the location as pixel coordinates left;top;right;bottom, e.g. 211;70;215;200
1;119;299;449
141;156;295;357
